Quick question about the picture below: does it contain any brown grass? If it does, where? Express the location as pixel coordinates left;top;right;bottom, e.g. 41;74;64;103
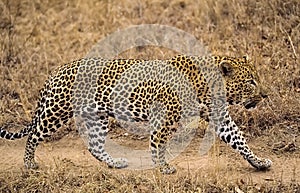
0;166;299;193
0;0;299;192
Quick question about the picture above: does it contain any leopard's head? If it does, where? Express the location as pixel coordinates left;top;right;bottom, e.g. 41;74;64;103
218;56;268;109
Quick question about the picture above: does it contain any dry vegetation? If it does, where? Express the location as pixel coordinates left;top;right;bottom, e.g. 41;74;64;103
0;0;299;192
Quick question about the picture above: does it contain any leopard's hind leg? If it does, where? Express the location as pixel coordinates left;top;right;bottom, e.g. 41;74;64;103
78;109;128;169
23;109;71;169
150;127;177;174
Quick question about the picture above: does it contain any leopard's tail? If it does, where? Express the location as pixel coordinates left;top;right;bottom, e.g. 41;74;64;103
0;125;31;140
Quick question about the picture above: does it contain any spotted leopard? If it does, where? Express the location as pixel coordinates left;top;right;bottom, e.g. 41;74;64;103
0;55;272;174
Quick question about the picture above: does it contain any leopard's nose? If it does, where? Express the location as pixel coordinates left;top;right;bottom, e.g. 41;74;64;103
261;92;268;98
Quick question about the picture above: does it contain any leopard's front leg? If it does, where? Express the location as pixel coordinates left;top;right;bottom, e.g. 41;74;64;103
216;111;272;170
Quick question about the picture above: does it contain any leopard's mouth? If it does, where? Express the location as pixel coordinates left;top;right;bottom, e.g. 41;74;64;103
244;100;259;109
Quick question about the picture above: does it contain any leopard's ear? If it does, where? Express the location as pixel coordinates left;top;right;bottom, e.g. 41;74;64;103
219;60;234;76
243;55;250;62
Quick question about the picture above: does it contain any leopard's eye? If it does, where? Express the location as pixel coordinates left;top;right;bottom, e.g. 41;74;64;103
247;79;257;86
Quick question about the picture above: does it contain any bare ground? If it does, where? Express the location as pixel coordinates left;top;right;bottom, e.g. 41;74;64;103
0;117;299;192
0;134;299;182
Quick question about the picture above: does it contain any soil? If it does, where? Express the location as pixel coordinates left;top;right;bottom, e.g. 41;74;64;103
0;124;299;184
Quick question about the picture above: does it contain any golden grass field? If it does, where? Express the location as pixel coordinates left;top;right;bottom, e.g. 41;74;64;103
0;0;299;192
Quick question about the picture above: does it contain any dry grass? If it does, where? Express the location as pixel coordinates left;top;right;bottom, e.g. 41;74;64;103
0;166;299;193
0;0;299;192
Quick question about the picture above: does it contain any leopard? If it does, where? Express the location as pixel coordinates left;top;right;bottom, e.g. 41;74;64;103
0;55;272;174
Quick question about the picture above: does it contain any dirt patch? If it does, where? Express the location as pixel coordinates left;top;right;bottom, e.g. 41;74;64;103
0;133;299;192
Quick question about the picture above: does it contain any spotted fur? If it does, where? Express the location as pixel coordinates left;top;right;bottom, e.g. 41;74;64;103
0;55;272;173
